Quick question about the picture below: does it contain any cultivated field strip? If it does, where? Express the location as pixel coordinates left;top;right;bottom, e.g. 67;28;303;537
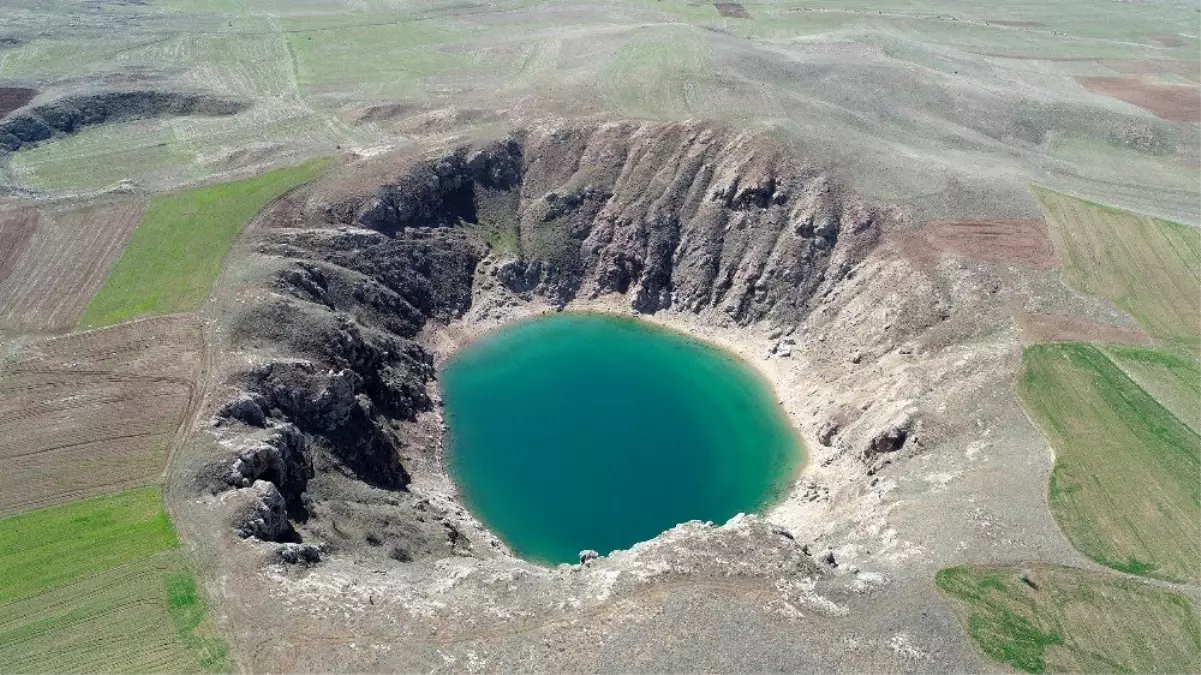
1019;343;1201;583
0;199;145;334
1035;188;1201;349
0;206;37;282
0;551;219;674
937;565;1201;674
0;316;201;515
1103;344;1201;434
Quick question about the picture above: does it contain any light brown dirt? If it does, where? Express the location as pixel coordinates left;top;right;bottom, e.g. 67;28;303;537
0;315;201;516
1077;76;1201;123
0;199;145;335
896;219;1059;270
0;206;37;283
1017;312;1151;346
1100;59;1201;84
0;86;36;119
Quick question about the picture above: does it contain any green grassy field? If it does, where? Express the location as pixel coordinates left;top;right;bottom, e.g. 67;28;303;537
1018;343;1201;583
78;158;330;329
1034;188;1201;351
0;488;230;673
0;551;229;674
0;487;179;605
936;565;1201;674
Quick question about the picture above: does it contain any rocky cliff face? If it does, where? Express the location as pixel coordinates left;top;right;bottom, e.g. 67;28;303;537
208;121;885;562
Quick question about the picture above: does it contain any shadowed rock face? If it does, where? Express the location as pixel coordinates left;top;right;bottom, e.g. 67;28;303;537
211;121;884;561
0;90;247;152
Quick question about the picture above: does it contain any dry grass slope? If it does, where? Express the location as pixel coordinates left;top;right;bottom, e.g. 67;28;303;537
1033;188;1201;351
937;565;1201;674
1018;343;1200;583
0;316;201;516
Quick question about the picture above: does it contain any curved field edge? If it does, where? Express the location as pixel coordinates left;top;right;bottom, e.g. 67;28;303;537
0;487;230;673
935;565;1201;674
78;157;332;330
1017;342;1200;584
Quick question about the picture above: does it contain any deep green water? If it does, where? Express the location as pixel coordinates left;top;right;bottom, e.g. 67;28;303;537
441;313;803;565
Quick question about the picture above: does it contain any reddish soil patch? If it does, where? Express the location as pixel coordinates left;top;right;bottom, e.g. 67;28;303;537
715;2;750;18
1150;34;1185;49
0;199;146;334
1099;59;1200;84
1077;76;1200;123
0;86;36;120
1018;312;1150;346
0;315;201;516
987;19;1045;28
0;206;37;284
897;219;1058;270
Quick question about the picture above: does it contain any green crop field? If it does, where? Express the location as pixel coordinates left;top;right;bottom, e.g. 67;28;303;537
1103;345;1201;434
0;487;178;605
936;565;1201;674
1018;343;1201;583
0;551;229;674
78;158;330;329
0;488;229;673
1034;188;1201;351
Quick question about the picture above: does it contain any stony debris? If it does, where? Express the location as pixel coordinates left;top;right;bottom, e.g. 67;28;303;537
276;542;323;565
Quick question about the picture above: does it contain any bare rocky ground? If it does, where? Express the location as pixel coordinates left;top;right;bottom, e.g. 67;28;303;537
165;120;1146;673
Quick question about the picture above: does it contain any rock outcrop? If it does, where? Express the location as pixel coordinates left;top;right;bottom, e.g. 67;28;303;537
0;90;247;152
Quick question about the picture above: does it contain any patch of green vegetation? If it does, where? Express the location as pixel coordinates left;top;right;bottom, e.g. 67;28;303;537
600;24;716;118
1033;187;1201;351
79;158;331;328
1103;344;1201;434
0;551;230;674
165;572;232;672
0;487;179;605
937;565;1201;674
1018;343;1201;583
472;217;521;256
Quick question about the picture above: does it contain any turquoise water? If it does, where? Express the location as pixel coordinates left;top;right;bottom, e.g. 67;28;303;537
441;313;803;565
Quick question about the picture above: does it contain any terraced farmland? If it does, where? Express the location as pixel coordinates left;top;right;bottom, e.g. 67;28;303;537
1018;343;1200;583
78;158;330;329
937;565;1201;674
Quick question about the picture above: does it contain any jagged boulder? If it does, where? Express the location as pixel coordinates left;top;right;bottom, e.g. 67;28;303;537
229;480;293;541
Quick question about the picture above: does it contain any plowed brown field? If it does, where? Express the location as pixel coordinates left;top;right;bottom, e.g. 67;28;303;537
0;199;145;334
0;316;201;516
1018;312;1151;346
898;219;1058;270
1077;76;1201;123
